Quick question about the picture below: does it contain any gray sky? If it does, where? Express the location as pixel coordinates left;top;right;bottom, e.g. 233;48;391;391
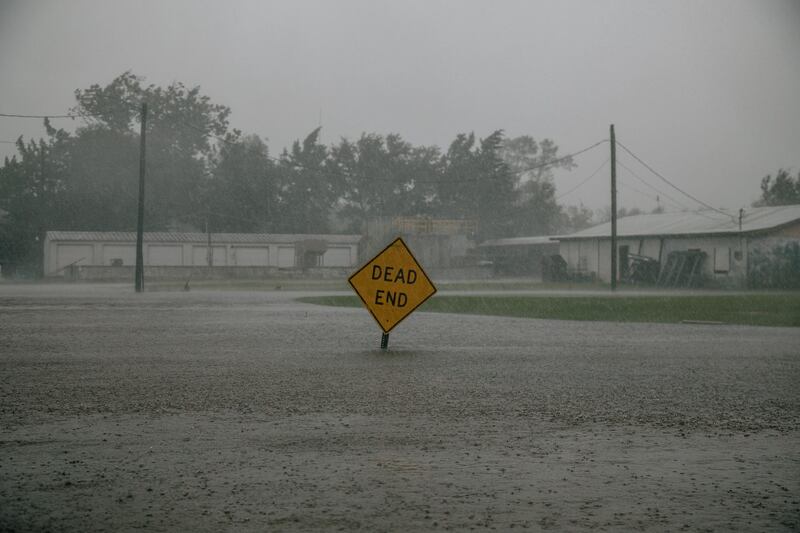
1;0;798;213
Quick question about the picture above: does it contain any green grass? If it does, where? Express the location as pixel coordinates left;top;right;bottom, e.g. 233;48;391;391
297;293;800;327
145;278;604;292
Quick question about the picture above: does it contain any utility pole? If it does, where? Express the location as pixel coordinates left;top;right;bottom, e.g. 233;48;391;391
38;141;46;279
610;124;617;291
739;208;746;288
135;102;147;293
206;213;212;267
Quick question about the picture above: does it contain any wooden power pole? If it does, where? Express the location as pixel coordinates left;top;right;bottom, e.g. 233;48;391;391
610;124;617;291
38;141;46;279
135;103;147;293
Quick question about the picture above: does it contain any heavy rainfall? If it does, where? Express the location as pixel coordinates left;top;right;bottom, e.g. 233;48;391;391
1;1;799;531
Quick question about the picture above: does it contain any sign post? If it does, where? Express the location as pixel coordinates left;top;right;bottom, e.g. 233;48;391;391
348;237;437;349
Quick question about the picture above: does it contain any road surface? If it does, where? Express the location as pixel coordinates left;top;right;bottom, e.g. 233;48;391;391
1;284;798;531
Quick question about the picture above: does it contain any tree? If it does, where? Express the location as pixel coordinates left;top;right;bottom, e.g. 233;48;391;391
48;124;141;231
209;134;276;232
436;130;517;240
436;132;477;219
499;135;576;237
560;204;594;234
0;139;48;275
595;206;644;224
330;132;439;233
74;71;230;156
499;136;575;183
0;72;239;275
69;71;234;230
276;127;336;233
757;168;800;206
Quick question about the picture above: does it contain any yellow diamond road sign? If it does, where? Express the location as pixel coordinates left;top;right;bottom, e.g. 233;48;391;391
349;237;437;333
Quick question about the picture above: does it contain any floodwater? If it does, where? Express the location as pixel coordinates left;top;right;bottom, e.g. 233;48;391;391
1;284;798;531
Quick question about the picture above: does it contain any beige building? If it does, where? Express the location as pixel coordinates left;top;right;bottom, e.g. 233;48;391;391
43;231;361;277
555;205;800;287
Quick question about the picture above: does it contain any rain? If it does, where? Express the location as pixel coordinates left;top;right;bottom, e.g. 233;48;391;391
1;1;799;531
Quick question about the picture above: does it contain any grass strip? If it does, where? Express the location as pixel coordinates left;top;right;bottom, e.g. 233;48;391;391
297;294;800;328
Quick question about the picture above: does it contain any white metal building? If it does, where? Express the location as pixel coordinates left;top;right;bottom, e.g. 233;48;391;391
555;205;800;286
43;231;361;276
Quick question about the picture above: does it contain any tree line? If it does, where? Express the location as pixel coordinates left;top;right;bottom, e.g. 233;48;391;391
0;73;592;273
4;72;792;275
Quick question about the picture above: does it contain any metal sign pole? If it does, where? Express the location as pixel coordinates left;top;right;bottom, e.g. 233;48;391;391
348;237;437;350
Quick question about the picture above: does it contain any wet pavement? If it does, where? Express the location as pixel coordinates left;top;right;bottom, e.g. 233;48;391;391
1;284;799;531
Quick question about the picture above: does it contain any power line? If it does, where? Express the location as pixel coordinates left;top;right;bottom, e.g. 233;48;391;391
618;164;727;222
617;158;688;211
0;112;83;119
514;139;608;175
619;181;665;204
556;158;609;200
615;140;734;220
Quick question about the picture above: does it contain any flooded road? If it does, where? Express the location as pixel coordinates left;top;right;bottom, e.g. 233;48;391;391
1;284;798;531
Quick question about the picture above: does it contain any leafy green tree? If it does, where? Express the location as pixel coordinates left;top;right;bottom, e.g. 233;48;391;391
0;139;48;275
560;204;595;234
513;179;562;235
500;136;575;183
48;124;140;231
499;135;576;237
595;206;644;224
757;168;800;206
472;131;518;239
0;72;239;275
276;127;336;233
209;134;276;232
74;71;230;156
69;71;233;230
330;132;439;232
436;132;476;219
437;130;517;240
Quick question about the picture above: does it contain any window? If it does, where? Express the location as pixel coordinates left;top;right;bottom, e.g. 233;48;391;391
714;247;730;273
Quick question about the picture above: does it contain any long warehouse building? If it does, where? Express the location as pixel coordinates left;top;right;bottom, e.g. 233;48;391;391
44;231;361;277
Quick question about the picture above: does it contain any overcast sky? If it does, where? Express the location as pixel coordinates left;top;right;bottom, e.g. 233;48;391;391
1;0;798;213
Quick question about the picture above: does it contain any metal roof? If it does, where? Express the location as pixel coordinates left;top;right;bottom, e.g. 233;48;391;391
556;205;800;241
480;236;559;247
45;231;362;245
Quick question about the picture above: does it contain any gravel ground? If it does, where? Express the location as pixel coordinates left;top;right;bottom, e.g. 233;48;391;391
1;284;799;532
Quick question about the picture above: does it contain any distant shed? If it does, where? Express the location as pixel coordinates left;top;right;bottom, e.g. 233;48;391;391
479;236;560;277
556;205;800;287
43;231;361;277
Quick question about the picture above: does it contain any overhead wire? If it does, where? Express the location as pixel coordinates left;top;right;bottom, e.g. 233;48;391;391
556;157;609;200
615;139;735;221
618;163;728;222
0;112;81;119
619;181;662;203
616;154;738;224
616;158;688;211
513;139;608;176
